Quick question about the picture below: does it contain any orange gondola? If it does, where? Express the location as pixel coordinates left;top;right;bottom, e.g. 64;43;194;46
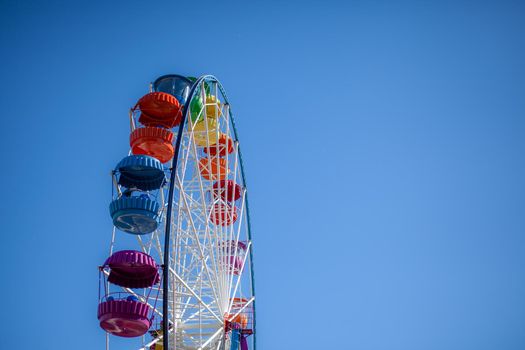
225;298;250;329
136;92;182;128
203;134;234;157
198;157;229;180
226;313;248;329
130;127;174;163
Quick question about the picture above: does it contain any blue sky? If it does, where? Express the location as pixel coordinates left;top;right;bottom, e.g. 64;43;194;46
1;0;525;349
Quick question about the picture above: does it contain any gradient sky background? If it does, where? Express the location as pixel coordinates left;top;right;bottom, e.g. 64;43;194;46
1;0;525;349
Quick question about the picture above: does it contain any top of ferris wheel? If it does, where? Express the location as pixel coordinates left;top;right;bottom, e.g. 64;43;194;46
151;74;219;107
151;74;193;106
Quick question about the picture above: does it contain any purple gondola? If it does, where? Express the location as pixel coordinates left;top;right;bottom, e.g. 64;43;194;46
104;250;160;288
220;241;247;275
98;250;161;338
98;298;152;337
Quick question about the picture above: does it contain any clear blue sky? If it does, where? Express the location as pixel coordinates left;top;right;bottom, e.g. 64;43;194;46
1;0;524;349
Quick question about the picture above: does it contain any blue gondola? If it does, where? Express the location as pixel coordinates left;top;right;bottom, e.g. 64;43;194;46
116;155;165;191
109;196;160;234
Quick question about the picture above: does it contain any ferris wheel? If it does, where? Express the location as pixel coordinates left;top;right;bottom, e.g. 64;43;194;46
97;75;256;350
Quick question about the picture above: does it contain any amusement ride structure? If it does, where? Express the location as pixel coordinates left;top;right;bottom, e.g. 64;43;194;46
97;75;255;350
